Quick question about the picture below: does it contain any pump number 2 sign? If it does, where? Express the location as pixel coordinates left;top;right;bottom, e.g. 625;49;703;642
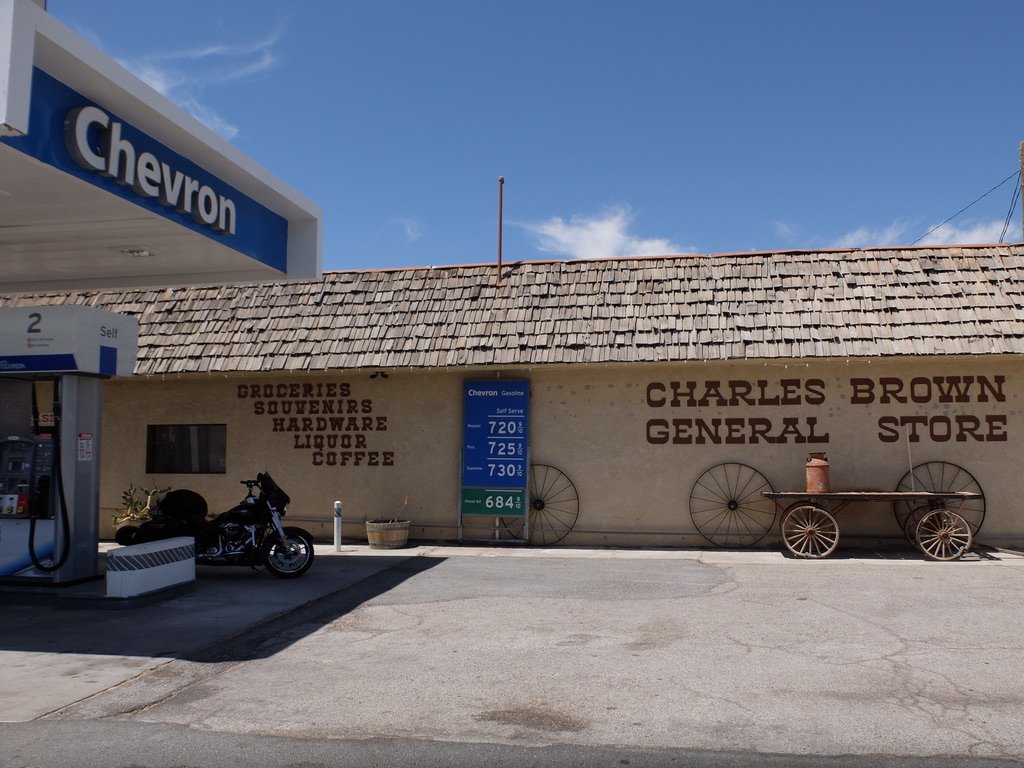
461;381;529;517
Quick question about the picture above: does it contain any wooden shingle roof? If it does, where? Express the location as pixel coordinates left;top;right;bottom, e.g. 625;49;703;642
3;244;1024;375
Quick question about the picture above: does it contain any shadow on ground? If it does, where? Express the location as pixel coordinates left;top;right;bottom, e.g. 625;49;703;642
0;555;444;663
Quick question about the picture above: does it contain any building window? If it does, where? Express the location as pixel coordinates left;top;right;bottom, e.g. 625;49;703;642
146;424;227;474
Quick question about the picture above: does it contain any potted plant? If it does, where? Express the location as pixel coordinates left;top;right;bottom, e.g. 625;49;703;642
112;484;169;527
365;496;411;549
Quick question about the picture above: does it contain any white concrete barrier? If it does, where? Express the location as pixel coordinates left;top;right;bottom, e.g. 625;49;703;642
106;536;195;598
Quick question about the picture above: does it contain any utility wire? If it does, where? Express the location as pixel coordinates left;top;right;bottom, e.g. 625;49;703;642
998;170;1021;243
911;169;1021;245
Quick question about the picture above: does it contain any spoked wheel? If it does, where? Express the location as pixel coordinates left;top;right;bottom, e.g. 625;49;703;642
502;464;580;545
893;462;985;542
689;463;776;547
263;528;315;578
915;509;973;561
781;504;840;559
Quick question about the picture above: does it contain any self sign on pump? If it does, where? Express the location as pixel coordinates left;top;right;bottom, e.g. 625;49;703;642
0;307;138;377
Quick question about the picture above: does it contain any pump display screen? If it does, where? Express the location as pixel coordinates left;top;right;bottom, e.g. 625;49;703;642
2;441;33;487
0;437;52;518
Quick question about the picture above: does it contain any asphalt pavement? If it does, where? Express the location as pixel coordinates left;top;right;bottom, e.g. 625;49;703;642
2;543;1024;767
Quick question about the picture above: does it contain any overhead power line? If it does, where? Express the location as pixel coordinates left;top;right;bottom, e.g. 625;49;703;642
911;170;1021;246
998;171;1021;243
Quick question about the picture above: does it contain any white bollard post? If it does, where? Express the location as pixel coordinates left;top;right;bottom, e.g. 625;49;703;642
333;500;343;551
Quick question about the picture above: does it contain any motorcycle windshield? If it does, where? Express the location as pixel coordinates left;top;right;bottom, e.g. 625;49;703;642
258;472;291;512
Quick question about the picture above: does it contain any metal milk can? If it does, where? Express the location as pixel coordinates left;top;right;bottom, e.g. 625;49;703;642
805;452;831;493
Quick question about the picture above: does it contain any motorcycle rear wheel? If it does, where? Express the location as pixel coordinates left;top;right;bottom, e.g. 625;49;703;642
263;528;315;578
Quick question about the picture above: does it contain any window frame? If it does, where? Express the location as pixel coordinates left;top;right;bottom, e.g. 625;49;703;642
145;423;227;474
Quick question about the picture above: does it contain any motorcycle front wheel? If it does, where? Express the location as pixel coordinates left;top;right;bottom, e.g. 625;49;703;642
262;527;315;578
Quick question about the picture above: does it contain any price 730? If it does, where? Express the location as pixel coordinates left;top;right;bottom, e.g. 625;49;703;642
488;463;523;478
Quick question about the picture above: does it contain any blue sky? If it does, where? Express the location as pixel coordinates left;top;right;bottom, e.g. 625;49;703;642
49;1;1024;272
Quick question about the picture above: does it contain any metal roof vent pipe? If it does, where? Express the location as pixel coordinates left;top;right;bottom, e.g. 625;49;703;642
496;176;504;286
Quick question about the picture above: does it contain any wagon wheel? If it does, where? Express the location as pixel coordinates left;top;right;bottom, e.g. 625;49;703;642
893;462;985;544
781;503;840;559
915;509;973;561
689;463;776;548
502;464;579;545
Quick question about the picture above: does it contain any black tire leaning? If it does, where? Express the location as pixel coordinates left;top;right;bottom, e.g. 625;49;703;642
114;525;138;545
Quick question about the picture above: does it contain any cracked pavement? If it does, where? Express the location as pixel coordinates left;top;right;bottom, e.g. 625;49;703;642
2;545;1024;765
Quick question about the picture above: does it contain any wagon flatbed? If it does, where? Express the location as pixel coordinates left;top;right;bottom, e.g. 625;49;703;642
763;490;982;560
685;461;986;561
763;491;982;502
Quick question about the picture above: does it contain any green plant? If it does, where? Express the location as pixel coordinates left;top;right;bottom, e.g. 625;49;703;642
112;484;170;525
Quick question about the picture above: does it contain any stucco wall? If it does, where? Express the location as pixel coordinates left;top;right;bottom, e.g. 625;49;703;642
99;356;1024;550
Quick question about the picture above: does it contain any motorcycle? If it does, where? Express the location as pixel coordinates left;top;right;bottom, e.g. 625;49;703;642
115;472;315;578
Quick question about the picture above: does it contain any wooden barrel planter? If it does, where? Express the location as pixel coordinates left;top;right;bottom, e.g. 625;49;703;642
365;519;410;549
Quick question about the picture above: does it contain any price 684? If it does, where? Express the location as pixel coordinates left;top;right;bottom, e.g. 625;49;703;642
485;494;522;511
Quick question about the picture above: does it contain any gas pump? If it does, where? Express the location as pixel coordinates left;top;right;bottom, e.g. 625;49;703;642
0;433;57;574
0;306;137;585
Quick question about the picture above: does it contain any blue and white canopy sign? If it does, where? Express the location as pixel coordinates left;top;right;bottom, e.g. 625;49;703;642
461;381;529;517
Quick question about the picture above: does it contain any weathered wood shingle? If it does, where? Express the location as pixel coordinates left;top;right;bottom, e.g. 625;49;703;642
3;245;1024;375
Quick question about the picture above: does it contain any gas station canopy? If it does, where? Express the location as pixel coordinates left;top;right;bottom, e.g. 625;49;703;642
0;0;322;292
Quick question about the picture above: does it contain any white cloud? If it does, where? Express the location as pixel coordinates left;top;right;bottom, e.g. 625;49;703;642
394;218;423;244
831;218;1014;249
520;206;683;260
177;97;239;141
117;61;186;96
915;219;1012;246
772;220;800;240
830;222;912;249
112;24;286;141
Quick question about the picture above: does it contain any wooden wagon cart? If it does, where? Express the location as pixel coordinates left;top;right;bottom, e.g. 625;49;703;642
688;461;985;560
